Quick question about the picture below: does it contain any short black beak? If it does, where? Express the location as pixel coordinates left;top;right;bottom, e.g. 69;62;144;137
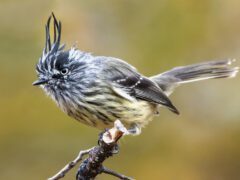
32;79;49;86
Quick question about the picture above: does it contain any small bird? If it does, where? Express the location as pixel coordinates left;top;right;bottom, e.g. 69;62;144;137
33;13;239;135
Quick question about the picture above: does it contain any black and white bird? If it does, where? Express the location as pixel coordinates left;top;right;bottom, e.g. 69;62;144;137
33;13;239;135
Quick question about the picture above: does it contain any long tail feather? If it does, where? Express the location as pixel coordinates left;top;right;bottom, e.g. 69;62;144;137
151;59;239;95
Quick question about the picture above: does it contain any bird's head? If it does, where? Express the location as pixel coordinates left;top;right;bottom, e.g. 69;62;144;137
33;13;88;96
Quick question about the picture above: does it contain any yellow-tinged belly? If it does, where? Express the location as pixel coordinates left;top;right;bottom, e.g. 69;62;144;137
90;99;157;130
119;100;157;127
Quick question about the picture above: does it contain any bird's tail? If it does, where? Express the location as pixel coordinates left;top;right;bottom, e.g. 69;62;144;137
151;59;239;95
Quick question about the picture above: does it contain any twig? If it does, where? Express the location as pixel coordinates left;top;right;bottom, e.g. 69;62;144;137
48;148;94;180
48;120;134;180
102;167;134;180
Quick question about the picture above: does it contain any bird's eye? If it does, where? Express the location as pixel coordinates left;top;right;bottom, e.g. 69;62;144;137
60;68;69;75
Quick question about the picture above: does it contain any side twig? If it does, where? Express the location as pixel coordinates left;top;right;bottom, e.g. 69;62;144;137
102;167;133;180
48;148;94;180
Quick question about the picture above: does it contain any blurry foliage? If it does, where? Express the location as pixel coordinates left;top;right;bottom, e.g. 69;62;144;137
0;0;239;179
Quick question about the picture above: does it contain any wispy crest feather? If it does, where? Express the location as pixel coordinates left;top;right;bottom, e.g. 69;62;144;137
36;13;65;74
44;13;62;55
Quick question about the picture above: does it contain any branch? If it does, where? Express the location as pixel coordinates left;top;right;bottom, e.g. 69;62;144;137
48;120;134;180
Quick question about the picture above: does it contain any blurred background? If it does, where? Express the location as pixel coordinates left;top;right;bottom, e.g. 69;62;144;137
0;0;240;179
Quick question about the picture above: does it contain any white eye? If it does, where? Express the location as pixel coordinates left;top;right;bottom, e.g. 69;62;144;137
60;68;69;75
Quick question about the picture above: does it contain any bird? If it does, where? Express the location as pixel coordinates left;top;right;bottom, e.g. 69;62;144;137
33;13;239;135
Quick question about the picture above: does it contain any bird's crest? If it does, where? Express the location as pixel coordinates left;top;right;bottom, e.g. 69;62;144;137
36;13;66;74
43;13;63;57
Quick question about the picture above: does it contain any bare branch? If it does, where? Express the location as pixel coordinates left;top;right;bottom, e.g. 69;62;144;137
48;120;134;180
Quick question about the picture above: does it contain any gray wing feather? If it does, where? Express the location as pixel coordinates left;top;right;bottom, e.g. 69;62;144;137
101;57;179;114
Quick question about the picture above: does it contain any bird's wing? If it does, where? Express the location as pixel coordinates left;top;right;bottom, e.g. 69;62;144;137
102;57;179;114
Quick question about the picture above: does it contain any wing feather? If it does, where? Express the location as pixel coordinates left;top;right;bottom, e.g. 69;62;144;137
102;57;180;114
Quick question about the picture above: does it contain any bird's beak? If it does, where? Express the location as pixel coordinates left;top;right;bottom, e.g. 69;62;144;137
32;78;49;86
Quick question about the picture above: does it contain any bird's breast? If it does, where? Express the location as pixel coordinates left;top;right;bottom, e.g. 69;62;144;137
48;86;157;130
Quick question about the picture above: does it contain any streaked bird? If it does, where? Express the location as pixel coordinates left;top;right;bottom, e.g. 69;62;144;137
33;13;239;135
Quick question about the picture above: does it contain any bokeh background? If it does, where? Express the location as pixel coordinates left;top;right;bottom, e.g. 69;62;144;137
1;0;240;179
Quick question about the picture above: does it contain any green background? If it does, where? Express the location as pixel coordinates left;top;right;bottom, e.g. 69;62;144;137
0;0;240;179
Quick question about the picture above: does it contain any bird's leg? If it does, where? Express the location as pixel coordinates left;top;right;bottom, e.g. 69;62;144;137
127;123;141;136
